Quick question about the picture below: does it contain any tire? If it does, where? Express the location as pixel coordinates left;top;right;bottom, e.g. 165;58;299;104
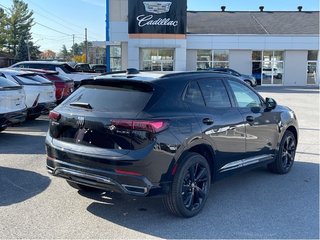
27;114;41;120
244;80;253;87
66;180;96;192
268;131;297;174
162;152;211;218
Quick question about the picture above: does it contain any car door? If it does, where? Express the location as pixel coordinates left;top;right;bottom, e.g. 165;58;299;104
184;79;246;172
226;79;280;160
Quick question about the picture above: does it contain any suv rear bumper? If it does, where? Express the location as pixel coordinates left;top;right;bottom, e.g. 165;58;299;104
46;156;165;196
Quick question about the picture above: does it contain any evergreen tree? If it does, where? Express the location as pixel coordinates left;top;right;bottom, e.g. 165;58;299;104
0;8;8;51
60;44;71;60
15;35;28;61
7;0;34;56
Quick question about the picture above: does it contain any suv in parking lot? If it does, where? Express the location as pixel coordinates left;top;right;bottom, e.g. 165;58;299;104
11;61;99;88
46;70;298;217
0;75;27;132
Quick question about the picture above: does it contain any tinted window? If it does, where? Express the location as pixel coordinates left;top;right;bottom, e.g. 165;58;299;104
22;74;52;84
228;80;261;108
28;63;56;71
183;81;205;106
198;79;231;108
0;76;19;87
60;64;76;73
13;75;42;85
64;85;153;112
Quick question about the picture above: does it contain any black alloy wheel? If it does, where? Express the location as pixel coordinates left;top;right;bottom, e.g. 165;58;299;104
268;131;296;174
163;152;211;217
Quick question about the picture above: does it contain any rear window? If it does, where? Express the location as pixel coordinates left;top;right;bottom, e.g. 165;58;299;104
24;74;52;84
59;64;76;73
0;76;19;87
64;85;153;112
14;75;41;85
15;74;52;85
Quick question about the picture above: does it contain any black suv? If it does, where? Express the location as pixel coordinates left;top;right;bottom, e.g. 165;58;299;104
46;70;298;217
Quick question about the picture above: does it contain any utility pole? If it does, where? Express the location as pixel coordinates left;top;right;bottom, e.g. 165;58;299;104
85;28;88;63
72;34;75;58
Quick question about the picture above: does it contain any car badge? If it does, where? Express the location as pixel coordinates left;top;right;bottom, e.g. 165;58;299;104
143;1;172;14
76;116;85;128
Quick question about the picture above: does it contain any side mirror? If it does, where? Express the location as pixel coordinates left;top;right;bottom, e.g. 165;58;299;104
265;97;277;110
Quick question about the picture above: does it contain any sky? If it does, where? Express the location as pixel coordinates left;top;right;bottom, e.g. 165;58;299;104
0;0;319;53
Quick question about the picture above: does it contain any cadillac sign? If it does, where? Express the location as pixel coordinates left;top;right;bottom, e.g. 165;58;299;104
128;0;187;34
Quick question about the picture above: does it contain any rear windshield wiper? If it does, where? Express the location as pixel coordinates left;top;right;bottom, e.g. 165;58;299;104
69;102;93;109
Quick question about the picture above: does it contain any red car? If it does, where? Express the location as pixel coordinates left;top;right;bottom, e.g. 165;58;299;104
15;68;74;103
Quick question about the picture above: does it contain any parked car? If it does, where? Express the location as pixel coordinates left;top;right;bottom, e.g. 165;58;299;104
15;68;74;104
11;61;99;88
74;63;94;73
0;75;27;132
46;70;298;217
91;64;106;73
207;68;257;87
0;69;56;120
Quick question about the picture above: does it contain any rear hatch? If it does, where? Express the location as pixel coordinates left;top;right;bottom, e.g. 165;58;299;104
15;73;56;103
49;79;164;157
0;77;25;114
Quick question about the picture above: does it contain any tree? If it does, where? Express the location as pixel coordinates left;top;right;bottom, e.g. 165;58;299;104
15;34;28;61
28;41;40;60
73;54;86;63
60;44;71;61
7;0;34;56
0;8;8;51
71;43;82;56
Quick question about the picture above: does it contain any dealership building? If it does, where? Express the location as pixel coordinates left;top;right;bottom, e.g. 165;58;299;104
108;0;319;86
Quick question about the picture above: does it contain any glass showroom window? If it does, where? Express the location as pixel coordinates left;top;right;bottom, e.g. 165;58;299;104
110;46;122;71
252;51;284;85
307;50;318;85
140;49;174;71
197;50;229;70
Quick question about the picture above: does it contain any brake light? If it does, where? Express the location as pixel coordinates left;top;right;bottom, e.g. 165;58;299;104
111;120;168;133
49;111;61;121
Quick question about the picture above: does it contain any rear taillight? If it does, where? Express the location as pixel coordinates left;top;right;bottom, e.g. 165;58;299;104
49;111;61;121
111;120;168;133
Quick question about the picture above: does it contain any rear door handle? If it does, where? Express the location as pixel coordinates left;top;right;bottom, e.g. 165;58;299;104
202;118;214;125
246;116;254;122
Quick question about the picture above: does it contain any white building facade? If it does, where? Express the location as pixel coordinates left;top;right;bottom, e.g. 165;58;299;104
109;0;320;86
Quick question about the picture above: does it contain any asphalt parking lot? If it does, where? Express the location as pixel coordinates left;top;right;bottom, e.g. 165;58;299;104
0;86;319;239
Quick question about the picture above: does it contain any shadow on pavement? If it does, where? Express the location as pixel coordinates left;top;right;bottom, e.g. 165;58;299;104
0;166;51;206
0;116;48;154
83;161;319;239
0;132;46;154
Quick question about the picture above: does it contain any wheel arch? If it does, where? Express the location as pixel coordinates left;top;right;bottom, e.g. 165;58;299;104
286;125;298;144
173;143;216;182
